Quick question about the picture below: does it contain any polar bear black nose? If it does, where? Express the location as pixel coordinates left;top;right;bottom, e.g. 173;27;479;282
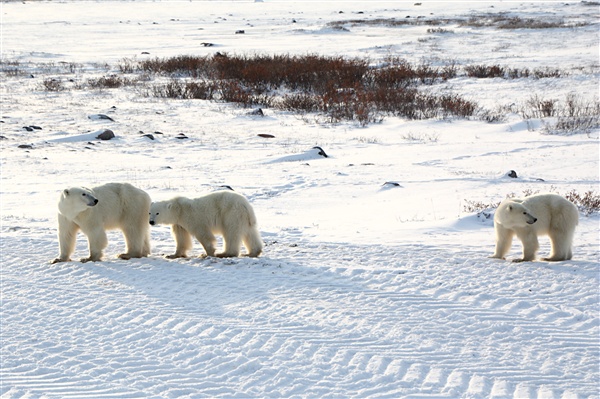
94;199;99;205
149;220;155;226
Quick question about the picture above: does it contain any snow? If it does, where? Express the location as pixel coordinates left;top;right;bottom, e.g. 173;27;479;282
1;1;599;398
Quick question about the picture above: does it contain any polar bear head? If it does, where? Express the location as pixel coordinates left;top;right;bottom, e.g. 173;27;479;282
58;187;98;220
495;199;537;228
149;200;176;226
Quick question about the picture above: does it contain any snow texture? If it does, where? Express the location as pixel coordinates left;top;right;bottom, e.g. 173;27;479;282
1;1;599;398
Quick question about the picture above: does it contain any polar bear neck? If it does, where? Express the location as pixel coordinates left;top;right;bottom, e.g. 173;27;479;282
58;197;88;221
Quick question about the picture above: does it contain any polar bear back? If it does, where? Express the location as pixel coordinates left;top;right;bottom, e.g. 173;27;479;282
520;194;579;236
74;183;151;229
170;191;257;232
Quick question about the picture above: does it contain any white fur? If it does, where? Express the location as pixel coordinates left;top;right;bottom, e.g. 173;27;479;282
491;193;579;262
52;183;151;263
149;191;263;258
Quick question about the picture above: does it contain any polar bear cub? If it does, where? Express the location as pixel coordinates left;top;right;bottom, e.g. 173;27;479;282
52;183;151;263
149;191;263;258
490;193;579;262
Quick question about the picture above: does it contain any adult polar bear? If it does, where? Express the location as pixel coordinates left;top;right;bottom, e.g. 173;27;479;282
490;193;578;262
149;191;263;258
52;183;151;263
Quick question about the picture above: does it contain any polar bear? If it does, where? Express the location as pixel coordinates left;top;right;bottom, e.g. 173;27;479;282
490;193;579;262
52;183;151;263
149;191;263;258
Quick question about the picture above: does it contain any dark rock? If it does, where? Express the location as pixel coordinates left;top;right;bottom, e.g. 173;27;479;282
142;134;155;140
96;129;115;140
18;144;33;149
23;126;34;132
235;30;245;34
313;146;328;158
507;170;518;178
249;108;264;116
258;133;275;138
88;114;115;122
175;133;188;139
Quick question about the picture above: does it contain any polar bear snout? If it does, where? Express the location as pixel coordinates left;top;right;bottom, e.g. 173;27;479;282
525;213;537;224
149;220;155;226
85;195;98;207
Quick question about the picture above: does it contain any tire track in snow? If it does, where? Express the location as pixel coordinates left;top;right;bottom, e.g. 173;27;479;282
1;233;598;398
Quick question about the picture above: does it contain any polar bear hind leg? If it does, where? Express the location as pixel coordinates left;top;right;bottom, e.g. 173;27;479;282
218;228;243;258
243;227;263;258
544;228;574;261
513;229;539;263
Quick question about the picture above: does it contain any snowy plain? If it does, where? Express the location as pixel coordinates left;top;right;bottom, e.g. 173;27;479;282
1;1;599;398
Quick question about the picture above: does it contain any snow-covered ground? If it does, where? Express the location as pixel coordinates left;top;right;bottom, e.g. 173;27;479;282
1;1;599;398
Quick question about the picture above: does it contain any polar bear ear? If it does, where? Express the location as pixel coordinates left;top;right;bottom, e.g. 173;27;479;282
507;205;513;211
167;203;173;210
63;189;70;196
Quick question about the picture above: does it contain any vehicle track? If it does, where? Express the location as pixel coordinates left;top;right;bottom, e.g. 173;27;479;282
2;231;598;398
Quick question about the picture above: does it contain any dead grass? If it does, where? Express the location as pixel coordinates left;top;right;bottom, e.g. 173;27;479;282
460;15;587;29
464;189;600;215
516;94;600;134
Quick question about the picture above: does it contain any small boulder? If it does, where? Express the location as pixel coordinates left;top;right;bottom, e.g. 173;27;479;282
96;129;115;140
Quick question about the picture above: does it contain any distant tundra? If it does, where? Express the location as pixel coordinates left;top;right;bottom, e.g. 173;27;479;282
490;193;579;262
149;190;263;258
52;183;151;263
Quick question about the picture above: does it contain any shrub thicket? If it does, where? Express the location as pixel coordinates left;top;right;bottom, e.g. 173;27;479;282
129;54;476;125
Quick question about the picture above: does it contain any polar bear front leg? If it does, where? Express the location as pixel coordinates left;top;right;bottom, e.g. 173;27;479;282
166;224;192;259
489;224;513;260
52;214;79;263
81;227;108;263
513;229;539;262
195;230;217;258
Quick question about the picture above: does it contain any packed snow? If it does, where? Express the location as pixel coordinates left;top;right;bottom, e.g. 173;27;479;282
1;1;599;398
